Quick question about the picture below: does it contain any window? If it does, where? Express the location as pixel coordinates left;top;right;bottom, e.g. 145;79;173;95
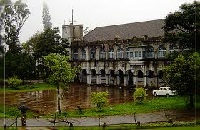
117;47;123;59
158;45;166;58
146;46;154;58
135;51;138;58
109;48;114;58
99;47;106;59
130;52;133;58
138;51;141;57
90;47;96;59
81;48;86;59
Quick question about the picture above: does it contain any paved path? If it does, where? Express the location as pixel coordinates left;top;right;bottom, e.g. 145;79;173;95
0;111;169;127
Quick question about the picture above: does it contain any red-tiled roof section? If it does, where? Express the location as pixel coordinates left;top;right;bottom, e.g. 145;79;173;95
84;19;164;42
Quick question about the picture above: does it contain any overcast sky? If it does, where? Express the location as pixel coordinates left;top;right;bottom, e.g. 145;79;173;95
19;0;194;43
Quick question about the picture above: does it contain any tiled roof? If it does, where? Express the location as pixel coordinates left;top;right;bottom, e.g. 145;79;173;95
83;19;164;42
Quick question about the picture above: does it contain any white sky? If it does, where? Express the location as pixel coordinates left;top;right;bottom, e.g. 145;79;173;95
19;0;194;43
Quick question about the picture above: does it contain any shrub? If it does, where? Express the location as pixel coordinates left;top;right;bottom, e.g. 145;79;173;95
7;76;22;88
133;88;147;104
90;92;109;111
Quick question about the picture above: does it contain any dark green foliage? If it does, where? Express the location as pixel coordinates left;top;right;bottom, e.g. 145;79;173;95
164;1;200;51
23;28;69;79
90;92;109;111
7;76;22;88
163;52;200;107
133;88;147;104
5;52;35;80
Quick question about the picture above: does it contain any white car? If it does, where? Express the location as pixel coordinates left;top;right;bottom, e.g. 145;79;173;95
152;87;176;96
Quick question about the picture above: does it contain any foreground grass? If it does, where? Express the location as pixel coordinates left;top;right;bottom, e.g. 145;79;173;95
0;83;56;93
0;96;186;118
56;96;186;118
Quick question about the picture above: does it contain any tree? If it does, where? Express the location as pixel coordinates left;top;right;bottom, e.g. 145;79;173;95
42;1;52;30
133;88;147;104
163;52;200;108
90;92;109;111
23;28;69;79
5;52;35;80
164;1;200;51
0;0;30;54
43;53;78;114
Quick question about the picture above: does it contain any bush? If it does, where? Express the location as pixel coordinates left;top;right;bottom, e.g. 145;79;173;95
7;76;22;88
133;88;147;104
90;92;109;111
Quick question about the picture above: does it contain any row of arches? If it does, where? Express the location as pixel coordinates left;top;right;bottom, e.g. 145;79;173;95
79;69;164;86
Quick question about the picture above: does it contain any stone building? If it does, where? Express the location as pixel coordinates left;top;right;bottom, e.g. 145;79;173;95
62;19;178;88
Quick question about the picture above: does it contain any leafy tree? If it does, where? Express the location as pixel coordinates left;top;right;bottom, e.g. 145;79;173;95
0;0;30;54
5;52;35;80
164;1;200;51
90;92;109;111
133;88;147;104
163;52;200;108
23;28;69;79
43;53;78;114
42;1;52;30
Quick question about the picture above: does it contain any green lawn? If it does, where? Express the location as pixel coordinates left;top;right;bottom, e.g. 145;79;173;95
57;96;186;118
0;83;56;93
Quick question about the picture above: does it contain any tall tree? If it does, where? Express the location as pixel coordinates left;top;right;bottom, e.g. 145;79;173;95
0;0;30;54
42;1;52;30
164;1;200;51
163;52;200;108
43;53;78;114
23;27;69;79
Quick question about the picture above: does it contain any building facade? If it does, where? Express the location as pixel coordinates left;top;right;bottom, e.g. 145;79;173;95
62;19;178;88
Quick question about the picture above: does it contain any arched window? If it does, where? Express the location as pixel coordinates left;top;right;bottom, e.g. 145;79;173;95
109;47;114;58
117;47;123;59
99;46;106;59
100;69;106;77
81;48;86;59
138;70;143;78
91;69;96;76
148;70;154;78
90;47;96;59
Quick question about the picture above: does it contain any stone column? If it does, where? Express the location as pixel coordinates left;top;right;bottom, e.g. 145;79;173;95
124;75;127;86
87;69;91;84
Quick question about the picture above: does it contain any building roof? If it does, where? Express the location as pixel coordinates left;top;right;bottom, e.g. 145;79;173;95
83;19;164;42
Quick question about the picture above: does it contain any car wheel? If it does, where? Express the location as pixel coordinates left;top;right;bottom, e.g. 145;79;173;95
154;92;157;96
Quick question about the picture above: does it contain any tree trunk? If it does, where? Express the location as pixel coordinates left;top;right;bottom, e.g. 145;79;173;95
57;86;61;114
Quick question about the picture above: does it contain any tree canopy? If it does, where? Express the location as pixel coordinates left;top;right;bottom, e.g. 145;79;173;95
0;0;30;54
164;1;200;51
43;53;79;113
163;52;200;107
24;27;68;59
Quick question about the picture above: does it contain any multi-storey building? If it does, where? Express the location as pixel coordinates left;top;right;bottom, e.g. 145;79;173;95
62;19;178;88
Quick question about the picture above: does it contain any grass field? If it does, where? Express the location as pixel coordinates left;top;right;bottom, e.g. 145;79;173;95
0;83;56;93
